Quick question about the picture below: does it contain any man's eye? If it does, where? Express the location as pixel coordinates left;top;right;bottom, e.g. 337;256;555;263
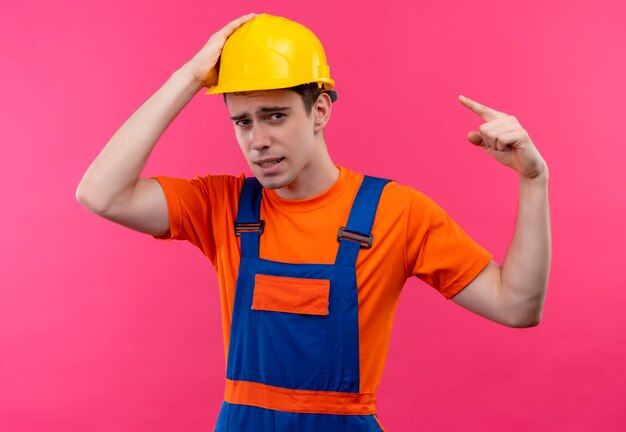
236;119;251;127
269;113;286;121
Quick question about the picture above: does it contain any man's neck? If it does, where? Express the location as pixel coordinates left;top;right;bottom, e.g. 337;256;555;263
275;158;339;200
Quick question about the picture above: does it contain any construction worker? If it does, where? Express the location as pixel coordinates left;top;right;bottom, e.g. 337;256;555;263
76;13;551;432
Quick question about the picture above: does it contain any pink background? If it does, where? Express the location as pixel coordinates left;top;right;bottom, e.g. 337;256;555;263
1;0;625;431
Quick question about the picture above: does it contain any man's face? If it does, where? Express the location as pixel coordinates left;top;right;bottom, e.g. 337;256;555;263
226;89;328;197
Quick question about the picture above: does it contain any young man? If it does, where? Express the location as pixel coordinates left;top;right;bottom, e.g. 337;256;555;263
77;13;550;432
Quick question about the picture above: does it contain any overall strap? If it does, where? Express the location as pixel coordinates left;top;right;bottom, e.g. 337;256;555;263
336;176;391;267
234;177;264;258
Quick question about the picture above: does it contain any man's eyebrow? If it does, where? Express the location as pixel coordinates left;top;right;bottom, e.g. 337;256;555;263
230;106;291;121
259;106;291;112
230;113;248;121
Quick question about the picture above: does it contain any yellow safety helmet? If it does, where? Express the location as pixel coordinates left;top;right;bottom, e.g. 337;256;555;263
205;14;336;100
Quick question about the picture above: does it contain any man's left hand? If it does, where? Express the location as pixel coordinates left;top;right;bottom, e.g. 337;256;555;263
458;95;548;179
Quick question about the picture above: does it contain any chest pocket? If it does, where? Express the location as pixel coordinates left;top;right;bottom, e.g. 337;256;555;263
249;272;331;389
252;274;330;315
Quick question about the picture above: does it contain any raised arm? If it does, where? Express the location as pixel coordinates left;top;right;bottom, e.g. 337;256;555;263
76;13;256;236
451;95;551;328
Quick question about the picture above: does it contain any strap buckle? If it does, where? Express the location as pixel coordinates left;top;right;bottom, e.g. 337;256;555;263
337;227;373;249
234;220;265;236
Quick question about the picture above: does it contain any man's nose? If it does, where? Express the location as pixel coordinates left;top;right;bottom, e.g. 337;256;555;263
250;124;271;151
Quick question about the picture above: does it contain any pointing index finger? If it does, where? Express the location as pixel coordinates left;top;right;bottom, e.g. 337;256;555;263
458;95;507;121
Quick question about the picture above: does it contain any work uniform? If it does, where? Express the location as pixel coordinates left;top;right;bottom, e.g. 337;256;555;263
215;176;389;431
153;166;493;431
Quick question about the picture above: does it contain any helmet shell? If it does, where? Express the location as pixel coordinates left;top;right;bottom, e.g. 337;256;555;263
205;14;334;95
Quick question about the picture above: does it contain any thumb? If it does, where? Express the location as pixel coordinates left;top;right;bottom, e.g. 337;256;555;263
466;131;483;146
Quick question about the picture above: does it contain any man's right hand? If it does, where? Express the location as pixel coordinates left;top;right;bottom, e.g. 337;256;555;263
184;13;256;88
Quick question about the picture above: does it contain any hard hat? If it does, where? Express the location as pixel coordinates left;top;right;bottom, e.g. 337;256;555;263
205;14;335;97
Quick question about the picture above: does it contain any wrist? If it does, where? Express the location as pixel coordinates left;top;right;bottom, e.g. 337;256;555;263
520;165;549;187
174;64;205;93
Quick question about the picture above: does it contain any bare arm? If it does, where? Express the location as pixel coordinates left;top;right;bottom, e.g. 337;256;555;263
451;95;551;328
76;13;256;236
76;68;202;236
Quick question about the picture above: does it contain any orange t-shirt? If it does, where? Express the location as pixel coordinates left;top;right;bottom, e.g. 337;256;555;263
153;166;492;395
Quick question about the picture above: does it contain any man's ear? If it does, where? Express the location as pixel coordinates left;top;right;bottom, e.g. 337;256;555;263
313;92;332;132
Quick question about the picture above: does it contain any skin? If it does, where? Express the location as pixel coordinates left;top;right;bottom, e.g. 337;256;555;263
225;90;338;200
76;13;550;328
453;96;551;327
75;13;258;236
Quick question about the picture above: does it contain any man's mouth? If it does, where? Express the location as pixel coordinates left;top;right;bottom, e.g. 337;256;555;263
256;158;284;168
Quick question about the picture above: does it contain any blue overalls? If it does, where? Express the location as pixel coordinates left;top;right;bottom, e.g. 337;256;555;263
215;176;390;432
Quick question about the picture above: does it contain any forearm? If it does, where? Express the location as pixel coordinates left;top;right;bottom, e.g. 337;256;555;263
500;170;551;325
76;64;203;213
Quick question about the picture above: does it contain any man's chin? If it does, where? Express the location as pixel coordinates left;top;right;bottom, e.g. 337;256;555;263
254;175;287;190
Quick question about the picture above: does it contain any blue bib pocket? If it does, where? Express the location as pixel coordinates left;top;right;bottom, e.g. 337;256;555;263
250;273;330;389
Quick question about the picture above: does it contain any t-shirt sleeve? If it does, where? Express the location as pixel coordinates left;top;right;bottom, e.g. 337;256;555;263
405;190;493;299
150;174;244;263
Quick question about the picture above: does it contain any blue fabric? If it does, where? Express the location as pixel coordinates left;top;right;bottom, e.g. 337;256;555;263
336;176;390;266
224;176;390;429
227;258;341;390
215;402;384;432
236;177;264;257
